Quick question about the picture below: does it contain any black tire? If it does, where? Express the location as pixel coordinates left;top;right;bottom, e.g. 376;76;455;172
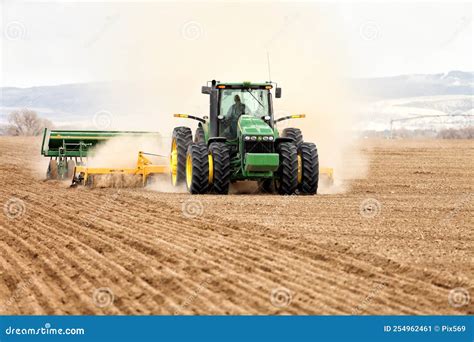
209;142;230;194
194;126;205;143
282;128;303;147
298;142;319;195
171;127;193;186
67;159;76;179
47;159;58;179
258;179;275;194
276;142;298;195
186;143;209;194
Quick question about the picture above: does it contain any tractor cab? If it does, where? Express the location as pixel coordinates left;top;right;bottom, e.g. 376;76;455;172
202;81;281;140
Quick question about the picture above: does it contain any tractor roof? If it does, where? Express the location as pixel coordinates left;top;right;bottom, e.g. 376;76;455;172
215;81;273;89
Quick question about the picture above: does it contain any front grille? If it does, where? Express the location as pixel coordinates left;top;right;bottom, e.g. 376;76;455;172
244;141;273;154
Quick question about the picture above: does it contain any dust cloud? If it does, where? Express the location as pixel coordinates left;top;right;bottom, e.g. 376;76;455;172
83;2;368;193
85;135;174;190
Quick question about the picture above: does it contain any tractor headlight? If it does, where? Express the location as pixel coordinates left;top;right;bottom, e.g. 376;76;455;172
250;136;257;141
244;136;251;141
263;136;269;141
268;136;274;141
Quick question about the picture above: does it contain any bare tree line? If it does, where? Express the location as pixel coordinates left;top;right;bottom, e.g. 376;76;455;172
1;109;52;136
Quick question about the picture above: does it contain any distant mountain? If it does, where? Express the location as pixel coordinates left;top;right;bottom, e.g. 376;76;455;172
1;71;473;131
0;83;110;125
353;70;473;100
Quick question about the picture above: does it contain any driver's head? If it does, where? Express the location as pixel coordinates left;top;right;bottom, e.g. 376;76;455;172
234;95;241;103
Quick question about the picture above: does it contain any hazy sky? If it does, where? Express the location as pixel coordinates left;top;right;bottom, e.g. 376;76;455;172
0;0;472;87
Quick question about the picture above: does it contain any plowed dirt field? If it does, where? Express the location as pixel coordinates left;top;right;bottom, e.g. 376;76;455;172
0;137;472;315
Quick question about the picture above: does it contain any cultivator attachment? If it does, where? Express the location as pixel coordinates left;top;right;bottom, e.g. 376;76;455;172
71;152;168;188
319;167;335;186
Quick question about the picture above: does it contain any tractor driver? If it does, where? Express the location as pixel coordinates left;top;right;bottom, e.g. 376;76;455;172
221;95;248;138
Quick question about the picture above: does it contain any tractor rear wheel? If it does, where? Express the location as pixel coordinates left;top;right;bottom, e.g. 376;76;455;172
186;143;209;194
47;159;58;179
171;127;193;186
298;142;319;195
194;126;205;143
282;128;303;147
276;142;298;195
209;142;230;194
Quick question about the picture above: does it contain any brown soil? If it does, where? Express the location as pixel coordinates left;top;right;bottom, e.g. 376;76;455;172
0;137;472;315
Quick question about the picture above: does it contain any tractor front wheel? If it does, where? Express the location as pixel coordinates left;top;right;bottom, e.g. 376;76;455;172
298;142;319;195
186;143;209;194
194;126;205;143
209;142;230;194
171;127;193;186
276;142;298;195
282;128;303;147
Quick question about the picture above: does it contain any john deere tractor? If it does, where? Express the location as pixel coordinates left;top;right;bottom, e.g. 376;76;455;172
170;80;319;195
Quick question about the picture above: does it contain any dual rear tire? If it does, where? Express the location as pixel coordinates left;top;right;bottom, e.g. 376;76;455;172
171;126;231;195
274;141;319;195
185;142;231;195
170;127;193;186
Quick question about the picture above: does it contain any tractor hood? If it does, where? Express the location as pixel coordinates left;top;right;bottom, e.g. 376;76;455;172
238;115;273;136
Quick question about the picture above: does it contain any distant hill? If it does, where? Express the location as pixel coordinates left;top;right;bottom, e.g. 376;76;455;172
1;71;473;131
352;70;473;100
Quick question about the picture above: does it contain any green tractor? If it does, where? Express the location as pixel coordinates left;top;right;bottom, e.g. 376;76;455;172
170;80;320;195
